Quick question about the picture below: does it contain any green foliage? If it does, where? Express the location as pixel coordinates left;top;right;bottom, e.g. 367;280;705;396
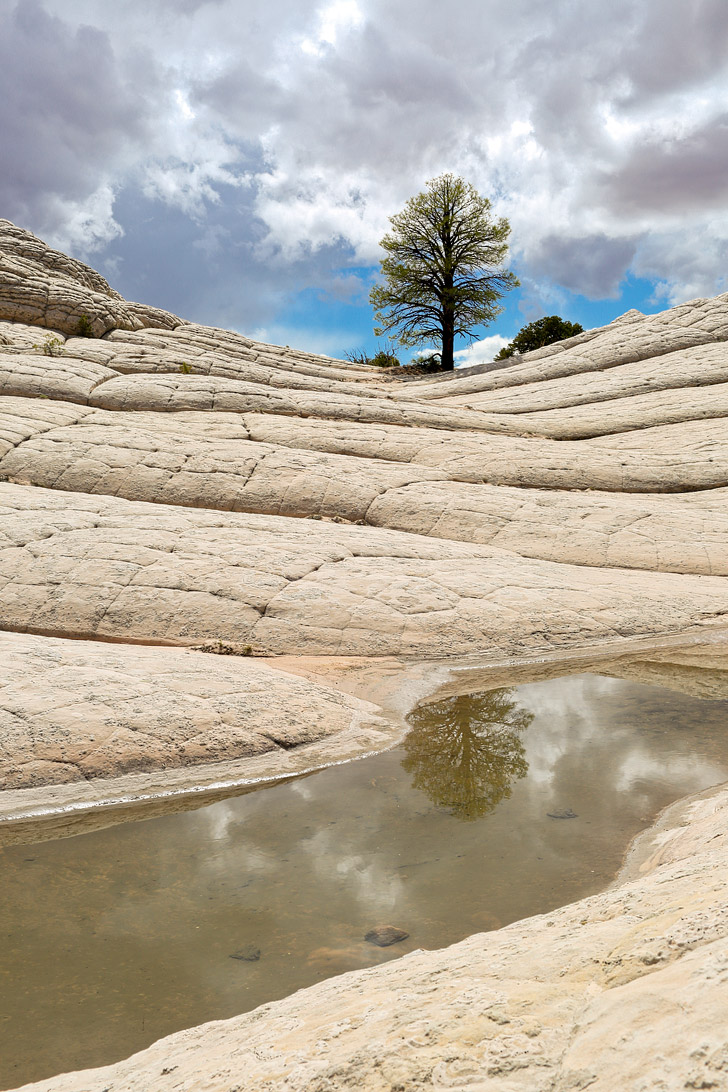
370;173;518;370
370;350;400;368
388;352;445;376
33;335;64;357
411;351;443;372
76;313;95;338
344;340;400;368
179;362;193;374
495;315;584;360
403;688;533;820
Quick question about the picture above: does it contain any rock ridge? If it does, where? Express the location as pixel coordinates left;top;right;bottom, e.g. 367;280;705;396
15;780;728;1091
0;221;727;1091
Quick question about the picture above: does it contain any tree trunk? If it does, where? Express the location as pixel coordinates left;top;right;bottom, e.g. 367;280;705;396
441;311;455;370
441;261;455;368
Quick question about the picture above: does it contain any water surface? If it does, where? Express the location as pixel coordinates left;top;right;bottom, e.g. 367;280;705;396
1;672;727;1088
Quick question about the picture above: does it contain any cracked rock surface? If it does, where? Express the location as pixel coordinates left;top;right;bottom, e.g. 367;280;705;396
1;220;727;786
2;221;728;1092
0;631;388;791
17;781;728;1092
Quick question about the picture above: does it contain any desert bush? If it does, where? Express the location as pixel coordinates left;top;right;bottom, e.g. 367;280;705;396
33;335;64;357
76;313;95;338
344;339;401;368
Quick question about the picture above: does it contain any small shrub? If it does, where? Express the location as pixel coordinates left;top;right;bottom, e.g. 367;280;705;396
344;339;400;368
33;335;64;357
370;350;400;368
193;640;255;656
382;352;445;377
76;313;95;338
343;348;369;366
410;352;443;372
179;362;193;374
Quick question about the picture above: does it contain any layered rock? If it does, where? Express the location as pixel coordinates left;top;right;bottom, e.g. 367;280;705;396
1;220;727;794
16;780;728;1092
0;631;390;791
1;222;728;1091
2;483;728;657
0;221;184;336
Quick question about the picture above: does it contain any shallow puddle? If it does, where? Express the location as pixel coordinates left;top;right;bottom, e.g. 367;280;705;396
2;672;728;1088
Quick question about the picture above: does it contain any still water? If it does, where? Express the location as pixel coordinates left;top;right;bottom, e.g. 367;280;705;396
1;672;728;1088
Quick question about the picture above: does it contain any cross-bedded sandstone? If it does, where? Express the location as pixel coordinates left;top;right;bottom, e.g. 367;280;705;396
0;224;727;782
1;220;728;1092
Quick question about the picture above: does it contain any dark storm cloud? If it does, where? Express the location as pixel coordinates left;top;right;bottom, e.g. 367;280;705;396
101;186;267;323
103;182;366;332
619;0;728;98
5;0;728;324
596;116;728;216
528;234;641;300
0;1;155;233
156;0;227;13
191;64;286;136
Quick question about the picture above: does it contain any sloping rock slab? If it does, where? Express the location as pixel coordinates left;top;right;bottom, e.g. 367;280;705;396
0;631;390;790
2;483;728;656
0;220;184;336
15;784;728;1092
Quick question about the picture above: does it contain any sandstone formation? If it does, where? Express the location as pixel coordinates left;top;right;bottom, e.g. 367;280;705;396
16;780;728;1092
0;630;391;791
1;222;727;1091
0;222;185;337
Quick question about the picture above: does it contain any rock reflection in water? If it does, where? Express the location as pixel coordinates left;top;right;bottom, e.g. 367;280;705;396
403;689;533;819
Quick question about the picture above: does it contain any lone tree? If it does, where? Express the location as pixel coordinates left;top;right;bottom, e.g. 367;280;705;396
495;314;583;360
370;174;518;371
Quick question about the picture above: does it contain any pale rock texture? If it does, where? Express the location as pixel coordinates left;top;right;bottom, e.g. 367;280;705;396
440;342;728;414
0;631;389;790
0;217;727;785
15;782;728;1092
1;221;728;1092
412;292;728;399
1;483;727;656
0;220;184;336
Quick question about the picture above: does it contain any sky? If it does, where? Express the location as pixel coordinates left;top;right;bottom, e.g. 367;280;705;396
3;0;728;365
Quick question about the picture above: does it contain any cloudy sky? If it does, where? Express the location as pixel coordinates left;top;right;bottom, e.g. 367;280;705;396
3;0;728;364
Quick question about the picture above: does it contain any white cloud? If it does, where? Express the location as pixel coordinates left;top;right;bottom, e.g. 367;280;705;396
248;323;351;357
174;88;196;121
454;335;510;368
301;0;364;54
8;0;728;322
635;224;728;305
252;165;384;262
42;183;124;258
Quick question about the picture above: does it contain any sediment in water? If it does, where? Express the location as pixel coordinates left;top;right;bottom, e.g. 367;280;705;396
1;220;727;1089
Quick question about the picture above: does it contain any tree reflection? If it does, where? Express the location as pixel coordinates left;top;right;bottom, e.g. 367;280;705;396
402;689;533;820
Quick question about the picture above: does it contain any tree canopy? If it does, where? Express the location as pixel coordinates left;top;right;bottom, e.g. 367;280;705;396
495;315;584;360
370;174;518;370
402;689;532;820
